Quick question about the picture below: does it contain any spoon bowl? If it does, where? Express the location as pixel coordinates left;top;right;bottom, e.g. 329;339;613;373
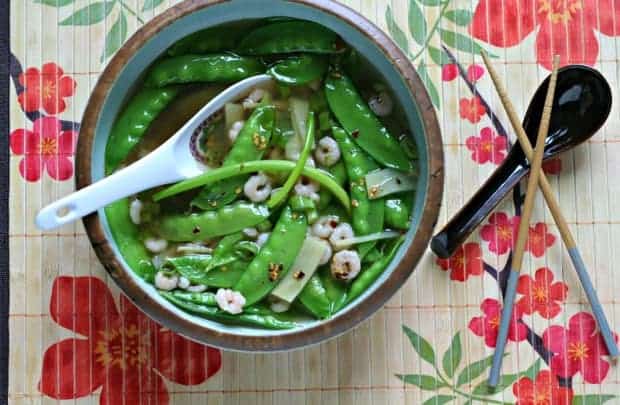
431;65;612;259
35;74;274;230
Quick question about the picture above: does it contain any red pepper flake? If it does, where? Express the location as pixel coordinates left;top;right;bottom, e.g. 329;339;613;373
351;129;360;138
268;262;283;282
192;226;201;234
351;199;359;208
293;271;305;280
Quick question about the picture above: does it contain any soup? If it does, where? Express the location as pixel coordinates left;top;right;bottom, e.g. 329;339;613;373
104;19;418;330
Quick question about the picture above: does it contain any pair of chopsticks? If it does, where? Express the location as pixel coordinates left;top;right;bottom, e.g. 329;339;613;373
481;52;619;387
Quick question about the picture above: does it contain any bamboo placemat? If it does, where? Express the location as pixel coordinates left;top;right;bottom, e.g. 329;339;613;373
7;0;620;403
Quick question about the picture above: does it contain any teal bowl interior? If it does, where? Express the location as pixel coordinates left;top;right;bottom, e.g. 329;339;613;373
92;0;436;346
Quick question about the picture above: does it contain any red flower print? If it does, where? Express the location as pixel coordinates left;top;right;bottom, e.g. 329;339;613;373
516;267;568;319
469;298;528;348
526;222;556;257
442;63;459;81
512;370;573;405
466;127;508;164
436;242;483;281
469;0;620;70
459;96;486;123
542;312;617;383
18;62;76;114
39;276;221;404
480;212;520;254
543;157;563;175
9;116;76;182
466;64;485;82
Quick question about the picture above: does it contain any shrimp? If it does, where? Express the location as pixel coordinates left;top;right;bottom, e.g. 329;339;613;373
154;271;179;291
243;173;272;202
314;136;340;167
311;215;340;239
330;250;361;281
328;223;354;250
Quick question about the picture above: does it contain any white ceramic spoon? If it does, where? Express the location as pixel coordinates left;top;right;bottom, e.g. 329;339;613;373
36;74;274;231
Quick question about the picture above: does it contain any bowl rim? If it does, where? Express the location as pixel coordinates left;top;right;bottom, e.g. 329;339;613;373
76;0;444;351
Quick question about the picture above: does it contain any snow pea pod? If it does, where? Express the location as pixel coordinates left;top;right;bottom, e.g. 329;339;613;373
319;267;348;313
206;232;244;271
346;236;404;304
156;202;270;242
268;54;329;85
161;292;298;330
144;54;264;88
384;195;413;230
318;160;347;210
192;105;275;210
351;183;384;258
105;86;180;174
167;27;242;56
298;274;332;319
332;127;384;256
105;199;156;282
331;127;378;182
166;290;218;306
238;21;341;55
234;206;308;306
325;72;412;171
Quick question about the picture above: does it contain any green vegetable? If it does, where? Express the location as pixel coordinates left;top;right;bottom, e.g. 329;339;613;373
325;72;412;171
269;112;315;208
144;54;264;87
234;207;308;306
271;237;326;303
319;267;348;313
268;54;329;85
332;127;384;257
154;160;351;211
192;105;275;210
164;290;218;306
200;260;248;288
385;196;413;230
105;86;180;174
289;195;319;224
105;199;156;281
166;27;243;56
238;21;341;55
156;202;270;242
164;254;212;283
346;236;405;303
161;292;299;330
298;273;332;319
318;160;348;210
205;232;244;271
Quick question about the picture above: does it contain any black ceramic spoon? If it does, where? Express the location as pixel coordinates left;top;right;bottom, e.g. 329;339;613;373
431;66;612;259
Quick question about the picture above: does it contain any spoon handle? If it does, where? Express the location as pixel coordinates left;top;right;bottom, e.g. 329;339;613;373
35;146;185;231
431;152;526;258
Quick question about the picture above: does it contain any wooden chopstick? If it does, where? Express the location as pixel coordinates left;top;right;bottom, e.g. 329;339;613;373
481;51;619;364
487;55;560;387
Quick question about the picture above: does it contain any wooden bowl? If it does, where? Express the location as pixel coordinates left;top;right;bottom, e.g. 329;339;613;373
77;0;444;351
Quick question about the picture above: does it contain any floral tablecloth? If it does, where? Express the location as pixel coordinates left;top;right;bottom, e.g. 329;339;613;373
8;0;620;404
